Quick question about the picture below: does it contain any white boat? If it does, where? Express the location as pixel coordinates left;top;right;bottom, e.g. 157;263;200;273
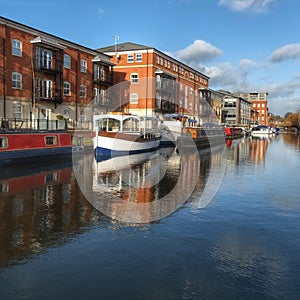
158;113;194;146
251;125;274;136
93;113;161;157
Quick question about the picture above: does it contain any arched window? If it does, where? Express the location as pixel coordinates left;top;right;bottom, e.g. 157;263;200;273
63;81;71;96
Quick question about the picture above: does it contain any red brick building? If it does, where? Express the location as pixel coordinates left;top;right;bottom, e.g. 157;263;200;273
234;92;269;125
98;42;210;122
0;16;114;124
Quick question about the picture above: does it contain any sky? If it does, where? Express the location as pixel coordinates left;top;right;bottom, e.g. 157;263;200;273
2;0;300;116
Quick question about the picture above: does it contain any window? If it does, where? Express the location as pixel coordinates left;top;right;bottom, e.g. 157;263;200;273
13;103;22;119
127;54;134;63
12;72;22;89
130;73;138;84
80;85;86;98
80;59;87;72
130;93;138;104
64;54;71;69
36;47;52;69
94;88;105;104
0;137;8;149
94;64;105;80
136;53;142;62
63;81;71;96
45;136;57;146
12;39;22;56
36;79;53;99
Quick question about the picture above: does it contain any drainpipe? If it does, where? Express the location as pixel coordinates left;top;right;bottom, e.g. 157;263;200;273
3;24;7;118
146;49;148;116
75;48;79;125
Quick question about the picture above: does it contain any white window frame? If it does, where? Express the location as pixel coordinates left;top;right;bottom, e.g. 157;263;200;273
80;85;86;98
13;102;22;119
64;54;71;69
130;73;139;84
136;53;142;62
130;93;138;104
80;59;87;72
12;39;22;56
12;72;22;89
127;54;134;63
63;81;71;96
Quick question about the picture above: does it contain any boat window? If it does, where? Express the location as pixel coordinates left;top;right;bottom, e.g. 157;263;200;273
0;183;9;193
45;136;57;145
123;118;138;131
0;137;8;148
98;118;120;132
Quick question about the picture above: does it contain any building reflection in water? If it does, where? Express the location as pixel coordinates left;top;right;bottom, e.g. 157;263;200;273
73;144;226;224
0;142;228;265
0;160;102;267
225;136;273;166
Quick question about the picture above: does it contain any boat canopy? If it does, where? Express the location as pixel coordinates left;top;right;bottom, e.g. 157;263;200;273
164;113;188;119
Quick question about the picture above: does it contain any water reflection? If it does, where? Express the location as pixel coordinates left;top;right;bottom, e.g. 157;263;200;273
0;159;102;267
1;134;299;269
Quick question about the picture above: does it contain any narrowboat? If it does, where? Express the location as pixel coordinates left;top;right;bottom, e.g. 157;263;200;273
224;127;245;139
0;118;73;164
0;161;72;195
93;113;161;157
177;125;225;149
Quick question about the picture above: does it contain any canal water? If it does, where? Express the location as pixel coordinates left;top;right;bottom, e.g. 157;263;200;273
0;133;299;299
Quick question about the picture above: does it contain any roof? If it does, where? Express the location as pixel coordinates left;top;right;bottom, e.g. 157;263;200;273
98;42;210;80
97;42;152;52
0;16;112;62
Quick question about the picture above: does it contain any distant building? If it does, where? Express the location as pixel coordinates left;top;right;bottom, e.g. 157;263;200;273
98;42;210;121
218;90;251;127
0;16;114;124
198;88;223;124
234;92;269;125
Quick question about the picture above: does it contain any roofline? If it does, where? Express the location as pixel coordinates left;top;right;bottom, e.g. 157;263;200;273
99;42;210;80
0;16;111;61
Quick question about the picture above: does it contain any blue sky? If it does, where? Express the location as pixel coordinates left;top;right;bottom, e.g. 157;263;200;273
2;0;300;116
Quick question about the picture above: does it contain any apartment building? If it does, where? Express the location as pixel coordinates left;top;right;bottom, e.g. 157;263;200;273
97;42;210;121
234;92;269;125
0;16;114;124
219;90;251;127
199;88;223;124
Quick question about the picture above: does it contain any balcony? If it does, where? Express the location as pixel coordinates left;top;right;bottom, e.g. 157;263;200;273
34;64;62;75
93;74;113;86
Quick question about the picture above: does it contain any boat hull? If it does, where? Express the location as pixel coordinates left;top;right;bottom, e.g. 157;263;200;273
94;132;161;157
0;132;72;164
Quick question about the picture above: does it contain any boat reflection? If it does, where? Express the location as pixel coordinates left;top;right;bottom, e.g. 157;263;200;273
0;159;102;267
89;144;227;223
91;147;188;223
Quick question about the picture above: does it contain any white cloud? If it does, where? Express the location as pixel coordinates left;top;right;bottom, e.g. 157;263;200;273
269;44;300;62
204;63;238;87
97;7;104;14
218;0;276;13
175;39;222;66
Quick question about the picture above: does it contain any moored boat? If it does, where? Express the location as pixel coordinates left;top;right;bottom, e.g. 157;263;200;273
251;125;277;136
0;118;73;164
177;124;225;149
93;113;161;157
224;126;245;140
